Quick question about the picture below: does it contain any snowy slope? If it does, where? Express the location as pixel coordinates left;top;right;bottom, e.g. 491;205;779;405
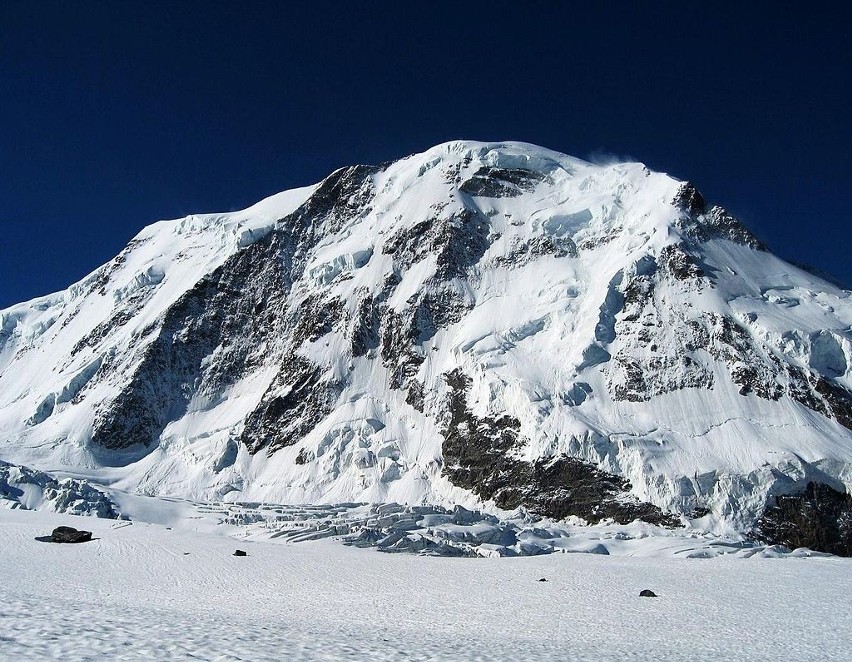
0;140;850;535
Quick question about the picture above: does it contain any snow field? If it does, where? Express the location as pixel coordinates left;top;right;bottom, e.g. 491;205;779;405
1;508;850;661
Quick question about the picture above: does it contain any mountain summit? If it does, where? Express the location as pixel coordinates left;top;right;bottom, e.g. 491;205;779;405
1;141;850;535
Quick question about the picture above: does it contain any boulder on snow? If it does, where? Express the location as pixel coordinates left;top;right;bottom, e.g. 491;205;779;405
233;549;247;556
50;526;93;543
639;589;657;598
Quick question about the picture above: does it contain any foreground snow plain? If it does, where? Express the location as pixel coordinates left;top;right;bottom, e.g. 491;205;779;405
2;506;850;661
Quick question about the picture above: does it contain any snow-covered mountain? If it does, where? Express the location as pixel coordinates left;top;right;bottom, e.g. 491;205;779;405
1;140;850;535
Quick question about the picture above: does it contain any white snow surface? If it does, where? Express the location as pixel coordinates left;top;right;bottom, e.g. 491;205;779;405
1;505;850;661
0;140;851;534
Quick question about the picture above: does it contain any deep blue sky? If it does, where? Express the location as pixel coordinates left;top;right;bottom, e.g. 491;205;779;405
2;2;850;307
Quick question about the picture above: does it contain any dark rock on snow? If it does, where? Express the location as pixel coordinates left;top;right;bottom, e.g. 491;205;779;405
639;589;658;598
51;526;93;543
233;549;248;556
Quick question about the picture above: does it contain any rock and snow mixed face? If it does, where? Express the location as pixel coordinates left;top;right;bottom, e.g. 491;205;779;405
0;140;850;535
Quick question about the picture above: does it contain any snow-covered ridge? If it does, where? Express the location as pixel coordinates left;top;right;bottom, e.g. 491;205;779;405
0;140;850;539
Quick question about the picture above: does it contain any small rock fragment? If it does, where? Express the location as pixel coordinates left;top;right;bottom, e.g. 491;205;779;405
233;549;247;557
639;589;657;597
538;577;548;582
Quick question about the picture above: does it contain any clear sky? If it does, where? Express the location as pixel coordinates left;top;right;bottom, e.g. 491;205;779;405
2;2;850;307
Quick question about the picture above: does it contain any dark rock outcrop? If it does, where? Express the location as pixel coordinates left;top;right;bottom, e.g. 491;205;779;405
700;206;767;251
91;231;296;451
673;182;706;216
659;243;705;281
673;181;766;250
90;164;377;454
384;207;492;279
440;369;678;526
815;378;852;430
241;353;342;454
460;166;548;198
753;482;852;556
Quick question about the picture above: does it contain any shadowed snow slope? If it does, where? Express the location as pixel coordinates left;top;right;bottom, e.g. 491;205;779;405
0;141;850;535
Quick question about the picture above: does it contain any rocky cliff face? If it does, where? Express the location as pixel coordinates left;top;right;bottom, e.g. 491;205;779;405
753;482;852;555
1;141;850;537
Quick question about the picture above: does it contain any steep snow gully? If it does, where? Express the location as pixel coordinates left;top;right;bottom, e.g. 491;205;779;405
1;141;851;550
